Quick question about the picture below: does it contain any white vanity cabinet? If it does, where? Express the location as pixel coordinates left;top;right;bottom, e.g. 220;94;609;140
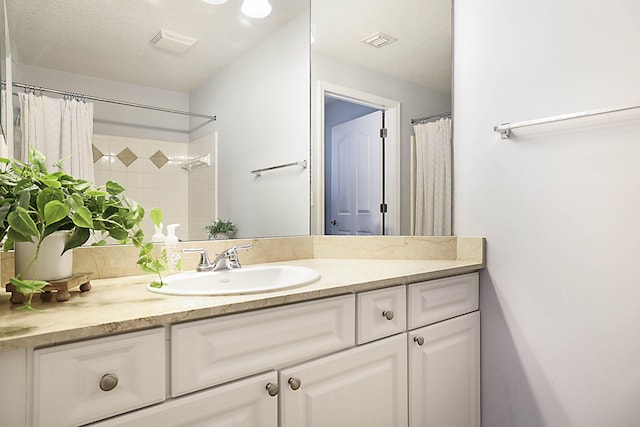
3;271;482;427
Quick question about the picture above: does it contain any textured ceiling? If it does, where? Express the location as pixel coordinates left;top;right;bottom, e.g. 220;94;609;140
6;0;308;92
312;0;451;93
6;0;451;94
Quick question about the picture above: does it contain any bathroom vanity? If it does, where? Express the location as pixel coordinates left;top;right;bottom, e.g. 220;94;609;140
0;236;483;427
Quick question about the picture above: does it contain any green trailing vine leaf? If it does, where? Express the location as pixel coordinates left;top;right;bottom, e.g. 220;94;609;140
150;208;163;228
43;201;69;225
8;207;39;237
72;206;93;228
105;180;126;196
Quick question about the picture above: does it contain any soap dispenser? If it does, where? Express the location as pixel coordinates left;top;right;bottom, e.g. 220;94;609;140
165;223;182;273
151;222;165;243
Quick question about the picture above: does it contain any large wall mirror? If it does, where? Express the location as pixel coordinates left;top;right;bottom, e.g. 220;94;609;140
311;0;452;236
3;0;451;243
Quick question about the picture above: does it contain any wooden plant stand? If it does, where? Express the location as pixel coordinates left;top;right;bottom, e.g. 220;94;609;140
5;273;92;304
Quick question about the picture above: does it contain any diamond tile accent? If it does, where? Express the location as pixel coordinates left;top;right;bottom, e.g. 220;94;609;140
116;147;138;167
149;150;169;169
92;145;104;163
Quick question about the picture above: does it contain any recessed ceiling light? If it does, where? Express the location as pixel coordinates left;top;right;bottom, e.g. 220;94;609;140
361;32;397;48
203;0;228;4
241;0;272;18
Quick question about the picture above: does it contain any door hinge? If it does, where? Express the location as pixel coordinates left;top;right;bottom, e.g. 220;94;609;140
380;203;388;213
380;128;387;138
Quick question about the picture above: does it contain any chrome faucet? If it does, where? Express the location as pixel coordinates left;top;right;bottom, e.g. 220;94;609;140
183;244;253;272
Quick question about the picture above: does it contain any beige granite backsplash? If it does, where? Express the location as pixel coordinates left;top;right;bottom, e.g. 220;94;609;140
0;236;484;285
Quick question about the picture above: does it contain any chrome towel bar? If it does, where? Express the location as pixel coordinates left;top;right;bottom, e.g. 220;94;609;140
251;160;307;176
494;103;640;139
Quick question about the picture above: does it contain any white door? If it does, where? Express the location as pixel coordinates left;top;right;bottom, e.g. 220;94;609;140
408;312;480;427
92;371;278;427
280;333;407;427
327;111;383;235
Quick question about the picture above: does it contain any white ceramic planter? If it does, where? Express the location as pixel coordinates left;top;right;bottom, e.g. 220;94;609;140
14;231;73;281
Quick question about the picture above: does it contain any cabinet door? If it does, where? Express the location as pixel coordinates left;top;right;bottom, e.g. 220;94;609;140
92;371;278;427
280;333;407;427
409;311;480;427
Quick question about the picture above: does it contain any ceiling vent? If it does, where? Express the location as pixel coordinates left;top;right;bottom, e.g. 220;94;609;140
361;32;397;48
151;29;197;54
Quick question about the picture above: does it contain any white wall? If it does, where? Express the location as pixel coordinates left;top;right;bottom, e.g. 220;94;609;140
190;13;310;239
454;1;640;426
312;52;451;235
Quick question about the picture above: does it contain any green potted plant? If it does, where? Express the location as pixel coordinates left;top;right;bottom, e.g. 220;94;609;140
0;149;169;310
204;218;237;240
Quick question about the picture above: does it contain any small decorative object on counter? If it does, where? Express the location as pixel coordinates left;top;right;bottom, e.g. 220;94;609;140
151;222;165;243
5;272;91;304
205;218;237;240
164;223;183;273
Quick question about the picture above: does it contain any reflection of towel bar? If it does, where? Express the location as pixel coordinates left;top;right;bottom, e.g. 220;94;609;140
181;154;210;171
251;160;307;176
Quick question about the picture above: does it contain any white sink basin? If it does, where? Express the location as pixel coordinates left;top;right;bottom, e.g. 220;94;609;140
146;265;321;296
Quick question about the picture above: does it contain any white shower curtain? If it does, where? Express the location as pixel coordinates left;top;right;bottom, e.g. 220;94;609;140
17;92;94;181
413;117;452;236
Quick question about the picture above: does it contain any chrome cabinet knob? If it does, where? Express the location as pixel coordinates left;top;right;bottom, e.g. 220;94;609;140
288;377;302;390
99;373;118;392
266;382;280;397
382;310;394;320
414;336;425;346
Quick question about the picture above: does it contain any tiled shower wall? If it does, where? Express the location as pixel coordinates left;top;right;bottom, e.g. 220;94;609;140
92;134;190;241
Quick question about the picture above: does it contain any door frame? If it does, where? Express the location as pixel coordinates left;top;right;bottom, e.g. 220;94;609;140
312;81;401;235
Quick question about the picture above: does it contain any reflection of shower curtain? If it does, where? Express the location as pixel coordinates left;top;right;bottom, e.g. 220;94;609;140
17;92;94;181
413;118;452;236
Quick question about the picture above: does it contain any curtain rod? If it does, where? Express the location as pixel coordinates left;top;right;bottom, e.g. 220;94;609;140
3;81;216;121
411;111;451;124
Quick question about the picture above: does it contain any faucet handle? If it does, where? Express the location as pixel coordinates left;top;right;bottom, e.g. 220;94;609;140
225;244;253;268
230;244;253;252
182;248;213;271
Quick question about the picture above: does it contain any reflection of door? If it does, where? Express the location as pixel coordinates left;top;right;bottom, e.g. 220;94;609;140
327;111;383;235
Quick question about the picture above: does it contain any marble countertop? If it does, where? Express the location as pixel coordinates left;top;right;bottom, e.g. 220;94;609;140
0;257;483;351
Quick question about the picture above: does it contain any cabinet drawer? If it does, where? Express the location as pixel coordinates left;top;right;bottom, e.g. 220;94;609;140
408;273;479;329
356;285;406;344
171;294;355;396
33;328;166;427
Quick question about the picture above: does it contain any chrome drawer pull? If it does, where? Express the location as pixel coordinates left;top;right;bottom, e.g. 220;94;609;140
382;310;394;321
414;336;425;346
